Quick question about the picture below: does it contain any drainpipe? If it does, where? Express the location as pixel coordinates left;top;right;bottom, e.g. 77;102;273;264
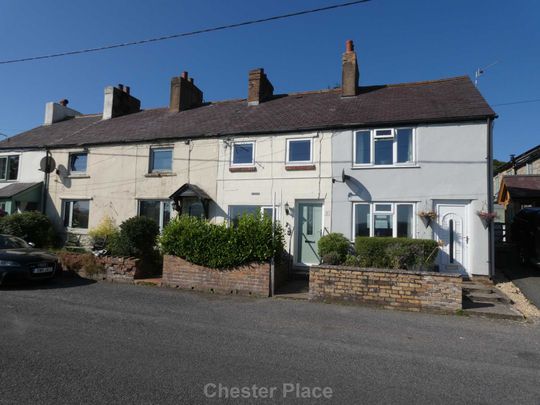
487;118;495;277
42;149;50;215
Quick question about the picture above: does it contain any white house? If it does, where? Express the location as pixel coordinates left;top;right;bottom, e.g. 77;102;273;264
0;40;496;277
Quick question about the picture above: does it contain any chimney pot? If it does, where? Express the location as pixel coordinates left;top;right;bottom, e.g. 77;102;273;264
346;39;354;53
59;99;69;107
125;86;130;95
118;84;124;91
181;71;188;79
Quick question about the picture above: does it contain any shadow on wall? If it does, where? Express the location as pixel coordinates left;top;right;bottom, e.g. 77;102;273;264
55;164;71;189
345;177;372;202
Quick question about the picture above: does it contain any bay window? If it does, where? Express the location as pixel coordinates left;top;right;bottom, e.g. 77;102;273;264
353;202;415;239
353;128;414;166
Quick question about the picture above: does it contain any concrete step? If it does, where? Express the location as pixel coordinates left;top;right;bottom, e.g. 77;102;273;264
463;291;512;304
462;298;524;321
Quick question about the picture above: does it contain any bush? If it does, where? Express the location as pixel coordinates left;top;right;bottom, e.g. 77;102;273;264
160;214;284;269
0;211;57;248
354;237;439;270
108;216;160;259
318;233;351;264
88;216;119;248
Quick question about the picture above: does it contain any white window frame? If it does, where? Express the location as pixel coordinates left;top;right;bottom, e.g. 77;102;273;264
352;202;416;239
149;146;174;173
0;154;20;181
230;141;255;167
68;151;88;174
261;205;279;222
352;127;416;168
138;199;172;231
63;199;90;229
286;138;313;165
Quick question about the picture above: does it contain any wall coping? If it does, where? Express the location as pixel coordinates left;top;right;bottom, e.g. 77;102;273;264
310;265;463;279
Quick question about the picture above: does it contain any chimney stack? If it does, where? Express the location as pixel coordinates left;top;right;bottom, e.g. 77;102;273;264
44;99;81;125
341;39;359;97
169;71;203;112
102;84;141;120
247;68;274;106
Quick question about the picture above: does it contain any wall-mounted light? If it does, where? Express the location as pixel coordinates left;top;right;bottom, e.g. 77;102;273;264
284;202;290;216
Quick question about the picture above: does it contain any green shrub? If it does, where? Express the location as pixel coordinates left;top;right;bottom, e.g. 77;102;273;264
354;237;439;270
318;233;351;264
160;214;284;269
0;211;57;248
88;216;119;247
109;216;159;258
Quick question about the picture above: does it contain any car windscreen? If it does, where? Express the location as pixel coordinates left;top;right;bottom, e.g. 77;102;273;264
0;236;29;249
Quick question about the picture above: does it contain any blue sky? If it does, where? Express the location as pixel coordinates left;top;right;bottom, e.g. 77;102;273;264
0;0;538;160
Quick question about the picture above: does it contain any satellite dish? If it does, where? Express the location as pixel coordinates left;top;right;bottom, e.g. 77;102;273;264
341;168;351;183
39;156;56;173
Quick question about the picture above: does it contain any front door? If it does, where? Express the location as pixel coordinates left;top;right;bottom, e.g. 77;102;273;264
296;202;323;266
436;203;469;275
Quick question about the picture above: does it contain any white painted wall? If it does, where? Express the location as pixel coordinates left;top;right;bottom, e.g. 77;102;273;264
0;150;45;189
331;121;490;276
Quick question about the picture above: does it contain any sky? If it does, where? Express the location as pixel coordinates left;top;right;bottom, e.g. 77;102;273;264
0;0;538;160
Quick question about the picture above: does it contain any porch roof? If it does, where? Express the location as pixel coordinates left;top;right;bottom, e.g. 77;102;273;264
169;183;212;201
0;182;42;199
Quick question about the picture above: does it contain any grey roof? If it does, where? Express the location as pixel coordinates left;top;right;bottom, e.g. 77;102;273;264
170;183;212;201
0;182;42;198
0;76;496;150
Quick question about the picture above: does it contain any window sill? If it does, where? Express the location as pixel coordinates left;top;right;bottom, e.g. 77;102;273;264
229;166;257;173
144;172;177;178
285;164;316;171
68;174;90;179
351;164;420;170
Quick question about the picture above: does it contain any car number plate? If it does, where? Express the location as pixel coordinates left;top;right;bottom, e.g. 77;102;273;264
33;267;53;274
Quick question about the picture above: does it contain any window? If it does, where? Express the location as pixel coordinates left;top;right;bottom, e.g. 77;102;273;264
150;147;173;173
353;128;414;166
231;142;255;166
228;205;277;226
69;152;87;173
138;200;172;231
353;202;414;239
63;200;90;229
0;155;19;181
287;139;312;163
354;131;371;164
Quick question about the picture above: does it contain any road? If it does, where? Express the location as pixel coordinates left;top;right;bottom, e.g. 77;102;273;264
1;277;540;404
502;263;540;309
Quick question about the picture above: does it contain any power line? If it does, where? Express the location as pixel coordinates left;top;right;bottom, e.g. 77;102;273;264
492;98;540;107
0;0;372;65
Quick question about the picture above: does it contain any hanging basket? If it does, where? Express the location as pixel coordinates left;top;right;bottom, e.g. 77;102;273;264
418;211;437;227
477;211;497;227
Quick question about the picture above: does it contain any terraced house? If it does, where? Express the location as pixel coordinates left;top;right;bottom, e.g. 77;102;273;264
0;40;496;277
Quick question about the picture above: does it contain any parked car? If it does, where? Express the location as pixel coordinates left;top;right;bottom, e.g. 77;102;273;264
511;208;540;268
0;234;58;285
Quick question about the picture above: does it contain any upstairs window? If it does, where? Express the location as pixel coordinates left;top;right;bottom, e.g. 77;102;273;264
0;155;19;181
69;152;87;174
150;147;173;173
287;139;312;164
353;128;414;166
231;142;254;166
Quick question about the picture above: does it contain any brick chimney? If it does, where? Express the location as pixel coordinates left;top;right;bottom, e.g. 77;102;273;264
102;84;141;120
169;71;203;112
247;68;274;106
44;99;81;125
342;39;359;97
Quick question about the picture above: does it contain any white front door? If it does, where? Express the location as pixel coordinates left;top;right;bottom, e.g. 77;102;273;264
435;203;469;275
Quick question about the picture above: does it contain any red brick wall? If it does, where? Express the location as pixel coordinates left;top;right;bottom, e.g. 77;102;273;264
309;265;462;313
162;255;271;297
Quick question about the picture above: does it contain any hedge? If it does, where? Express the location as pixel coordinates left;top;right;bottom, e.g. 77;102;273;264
0;211;57;248
354;237;440;270
318;233;351;265
159;214;284;269
108;216;160;259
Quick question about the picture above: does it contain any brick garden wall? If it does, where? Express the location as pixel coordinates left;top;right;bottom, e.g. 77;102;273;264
162;255;271;297
309;265;462;313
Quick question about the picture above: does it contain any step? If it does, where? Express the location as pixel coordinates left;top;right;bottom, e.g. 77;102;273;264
462;301;524;321
464;291;512;305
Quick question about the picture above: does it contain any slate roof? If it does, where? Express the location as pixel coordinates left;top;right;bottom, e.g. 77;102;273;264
501;175;540;200
0;76;495;150
0;182;42;198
